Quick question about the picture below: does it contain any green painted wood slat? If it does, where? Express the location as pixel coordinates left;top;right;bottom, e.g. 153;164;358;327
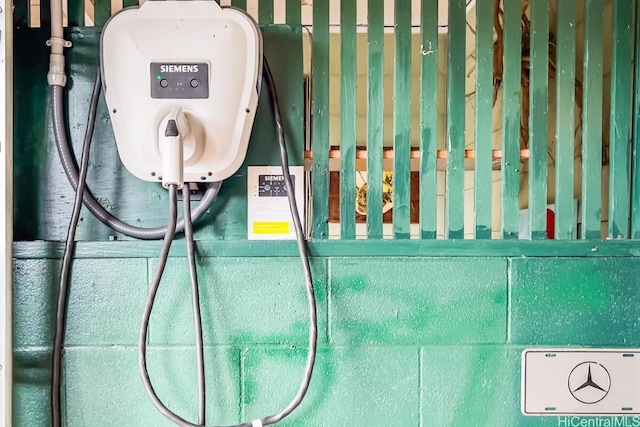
581;0;604;239
122;0;138;10
500;0;521;239
39;0;50;26
13;0;28;28
633;0;640;239
393;0;412;239
366;0;384;239
311;0;330;239
528;0;549;239
67;0;85;27
446;0;465;239
286;0;301;25
554;0;576;240
259;0;274;24
231;0;246;10
420;0;438;239
93;0;111;27
474;0;492;239
339;0;357;239
608;0;633;239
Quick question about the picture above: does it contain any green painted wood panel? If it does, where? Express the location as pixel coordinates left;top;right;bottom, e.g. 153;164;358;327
12;29;50;241
259;0;273;25
311;0;330;239
12;26;303;242
474;0;492;239
500;0;522;239
419;0;438;239
633;0;640;239
528;0;549;240
581;0;604;239
554;0;577;240
261;27;305;170
366;0;384;239
339;0;356;239
329;258;507;344
446;0;465;239
393;0;411;239
608;0;633;239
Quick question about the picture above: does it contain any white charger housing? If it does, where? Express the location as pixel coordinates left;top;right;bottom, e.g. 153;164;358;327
100;1;262;184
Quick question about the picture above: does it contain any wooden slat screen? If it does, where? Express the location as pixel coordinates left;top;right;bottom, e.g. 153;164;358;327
23;0;640;242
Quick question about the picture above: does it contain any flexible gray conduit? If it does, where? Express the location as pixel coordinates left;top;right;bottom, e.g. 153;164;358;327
51;81;221;240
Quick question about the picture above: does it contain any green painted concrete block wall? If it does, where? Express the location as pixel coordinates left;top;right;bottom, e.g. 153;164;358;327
12;255;640;426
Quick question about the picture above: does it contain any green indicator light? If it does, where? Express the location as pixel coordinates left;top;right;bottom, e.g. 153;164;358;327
156;75;162;80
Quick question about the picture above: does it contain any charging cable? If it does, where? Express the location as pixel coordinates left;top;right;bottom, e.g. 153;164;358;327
50;74;220;425
50;69;101;427
137;57;317;427
49;22;315;427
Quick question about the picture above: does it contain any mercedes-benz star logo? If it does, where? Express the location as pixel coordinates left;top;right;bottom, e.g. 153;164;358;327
567;361;611;404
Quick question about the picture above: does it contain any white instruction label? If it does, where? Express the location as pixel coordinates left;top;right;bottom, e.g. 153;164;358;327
247;166;304;240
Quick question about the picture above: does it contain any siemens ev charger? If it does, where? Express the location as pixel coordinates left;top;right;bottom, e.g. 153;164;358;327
48;2;317;426
101;1;261;185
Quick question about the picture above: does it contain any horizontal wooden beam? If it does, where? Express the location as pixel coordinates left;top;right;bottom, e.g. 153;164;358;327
304;148;531;160
13;240;640;259
303;148;530;172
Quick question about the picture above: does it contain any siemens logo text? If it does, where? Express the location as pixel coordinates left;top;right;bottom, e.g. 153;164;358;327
159;64;199;73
